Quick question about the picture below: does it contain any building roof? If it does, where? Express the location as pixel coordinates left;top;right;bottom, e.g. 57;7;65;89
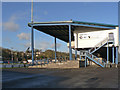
28;20;118;42
28;20;118;27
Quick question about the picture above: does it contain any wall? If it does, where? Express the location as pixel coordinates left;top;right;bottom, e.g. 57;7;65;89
29;60;80;68
74;27;119;49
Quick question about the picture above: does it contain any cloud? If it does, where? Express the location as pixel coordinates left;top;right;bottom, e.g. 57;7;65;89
35;41;50;50
3;22;19;32
35;39;62;50
17;33;30;40
22;40;62;51
21;41;51;51
3;15;19;32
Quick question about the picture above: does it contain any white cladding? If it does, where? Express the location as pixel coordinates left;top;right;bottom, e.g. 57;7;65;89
74;27;119;48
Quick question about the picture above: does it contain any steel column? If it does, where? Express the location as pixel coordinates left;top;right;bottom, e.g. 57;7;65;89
31;25;34;65
107;41;109;64
116;47;118;64
69;24;72;60
112;45;114;64
75;49;77;60
55;37;57;62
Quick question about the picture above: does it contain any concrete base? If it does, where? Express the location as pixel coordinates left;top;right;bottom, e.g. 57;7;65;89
111;64;117;68
105;64;111;68
29;60;79;68
105;63;118;68
29;60;118;68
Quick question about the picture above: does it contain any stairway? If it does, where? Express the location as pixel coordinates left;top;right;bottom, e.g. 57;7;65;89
89;37;113;54
85;37;114;67
86;53;105;67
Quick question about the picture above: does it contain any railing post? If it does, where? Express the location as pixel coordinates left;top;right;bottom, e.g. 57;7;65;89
85;56;87;67
92;55;93;59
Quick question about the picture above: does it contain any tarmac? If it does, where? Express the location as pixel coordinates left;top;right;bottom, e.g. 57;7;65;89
2;66;120;88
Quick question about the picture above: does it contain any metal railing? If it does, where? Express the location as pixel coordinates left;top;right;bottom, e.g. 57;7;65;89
86;52;105;67
89;37;108;53
31;57;69;66
95;37;108;48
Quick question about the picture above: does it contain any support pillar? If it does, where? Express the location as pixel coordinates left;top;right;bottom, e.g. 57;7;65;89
69;24;72;60
107;41;109;64
112;44;114;64
75;49;77;60
116;47;118;64
55;37;57;62
31;25;34;65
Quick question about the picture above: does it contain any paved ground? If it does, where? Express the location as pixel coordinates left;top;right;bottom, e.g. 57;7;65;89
2;66;119;88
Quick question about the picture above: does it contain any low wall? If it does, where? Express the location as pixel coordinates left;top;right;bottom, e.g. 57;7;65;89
29;60;80;68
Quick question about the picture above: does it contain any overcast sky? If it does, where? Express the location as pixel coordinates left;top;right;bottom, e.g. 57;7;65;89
2;2;118;52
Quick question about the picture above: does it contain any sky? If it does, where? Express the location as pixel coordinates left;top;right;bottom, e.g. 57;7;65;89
2;2;118;52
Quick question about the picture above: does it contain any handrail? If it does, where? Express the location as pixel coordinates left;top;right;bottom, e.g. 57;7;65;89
86;52;105;64
95;37;108;47
85;55;105;67
89;37;108;53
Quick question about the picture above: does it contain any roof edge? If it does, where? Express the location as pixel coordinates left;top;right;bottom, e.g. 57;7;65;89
28;20;119;27
73;20;118;27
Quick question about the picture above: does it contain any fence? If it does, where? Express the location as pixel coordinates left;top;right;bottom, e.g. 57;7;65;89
1;64;29;68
